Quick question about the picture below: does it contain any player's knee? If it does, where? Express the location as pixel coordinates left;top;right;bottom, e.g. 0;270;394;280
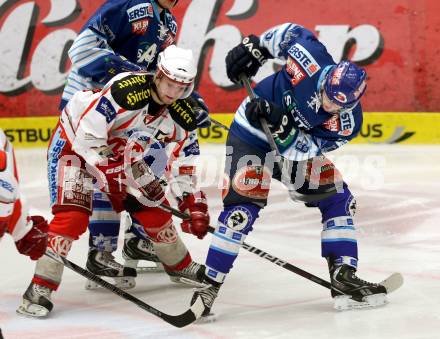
131;207;172;241
288;156;344;202
50;210;90;240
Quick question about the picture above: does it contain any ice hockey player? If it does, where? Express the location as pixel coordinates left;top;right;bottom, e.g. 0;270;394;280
17;45;210;318
0;129;48;260
190;22;388;316
60;0;210;282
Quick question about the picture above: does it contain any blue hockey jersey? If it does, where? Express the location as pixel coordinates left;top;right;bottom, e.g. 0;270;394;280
230;23;363;161
60;0;177;110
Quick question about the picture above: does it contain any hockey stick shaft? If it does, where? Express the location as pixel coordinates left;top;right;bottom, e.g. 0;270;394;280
44;249;200;327
158;203;334;291
240;75;284;167
210;117;230;131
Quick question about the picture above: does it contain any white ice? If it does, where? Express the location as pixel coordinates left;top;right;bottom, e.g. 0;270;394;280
1;144;440;338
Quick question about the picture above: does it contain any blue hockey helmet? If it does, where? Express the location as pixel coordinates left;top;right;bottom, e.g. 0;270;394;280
324;61;367;109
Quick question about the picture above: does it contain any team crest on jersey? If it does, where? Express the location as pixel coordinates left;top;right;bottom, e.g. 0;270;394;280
288;43;321;77
286;57;305;85
96;96;116;123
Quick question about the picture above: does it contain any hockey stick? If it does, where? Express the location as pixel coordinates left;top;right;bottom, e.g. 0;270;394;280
44;249;204;328
209;117;230;131
239;75;336;203
158;202;403;295
158;203;334;290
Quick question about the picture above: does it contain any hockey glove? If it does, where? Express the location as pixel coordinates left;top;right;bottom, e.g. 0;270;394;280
15;216;48;260
225;34;272;83
245;97;284;131
186;91;211;128
0;216;9;238
103;54;145;84
95;154;127;212
178;192;209;239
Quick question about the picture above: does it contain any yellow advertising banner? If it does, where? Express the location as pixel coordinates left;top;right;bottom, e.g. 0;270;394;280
198;113;440;145
0;116;58;148
1;113;440;148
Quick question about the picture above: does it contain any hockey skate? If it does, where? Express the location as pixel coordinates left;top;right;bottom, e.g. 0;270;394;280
190;279;222;323
330;264;388;311
122;232;164;273
166;261;207;288
85;249;137;290
16;282;53;318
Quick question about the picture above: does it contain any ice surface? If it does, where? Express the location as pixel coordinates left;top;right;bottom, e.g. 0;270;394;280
1;144;439;338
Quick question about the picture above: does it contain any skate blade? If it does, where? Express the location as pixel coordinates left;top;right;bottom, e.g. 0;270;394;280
16;300;50;318
194;312;217;324
169;276;207;288
123;256;164;273
137;262;164;274
85;276;136;290
333;293;388;311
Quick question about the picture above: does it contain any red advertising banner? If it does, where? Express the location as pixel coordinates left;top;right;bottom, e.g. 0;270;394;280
1;0;440;118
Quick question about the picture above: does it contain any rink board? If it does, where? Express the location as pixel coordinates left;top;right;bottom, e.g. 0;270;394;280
0;112;440;148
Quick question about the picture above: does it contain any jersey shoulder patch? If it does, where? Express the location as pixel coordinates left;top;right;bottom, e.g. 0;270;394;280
111;74;153;110
168;99;198;132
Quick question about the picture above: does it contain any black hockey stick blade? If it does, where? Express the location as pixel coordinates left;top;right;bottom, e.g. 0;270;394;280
44;249;203;328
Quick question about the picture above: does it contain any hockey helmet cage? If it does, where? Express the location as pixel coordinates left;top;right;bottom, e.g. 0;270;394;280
324;61;367;109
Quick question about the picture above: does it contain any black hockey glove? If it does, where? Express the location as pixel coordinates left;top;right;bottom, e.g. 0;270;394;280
225;34;272;83
186;91;211;128
103;54;145;84
245;97;284;131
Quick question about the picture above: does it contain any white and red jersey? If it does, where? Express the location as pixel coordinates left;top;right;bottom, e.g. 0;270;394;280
59;72;201;196
0;129;32;242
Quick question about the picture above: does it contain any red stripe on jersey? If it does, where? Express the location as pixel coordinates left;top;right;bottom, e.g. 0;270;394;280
0;150;6;171
114;114;138;131
76;87;112;130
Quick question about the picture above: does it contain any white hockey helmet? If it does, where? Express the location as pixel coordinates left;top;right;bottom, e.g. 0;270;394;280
156;45;197;98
